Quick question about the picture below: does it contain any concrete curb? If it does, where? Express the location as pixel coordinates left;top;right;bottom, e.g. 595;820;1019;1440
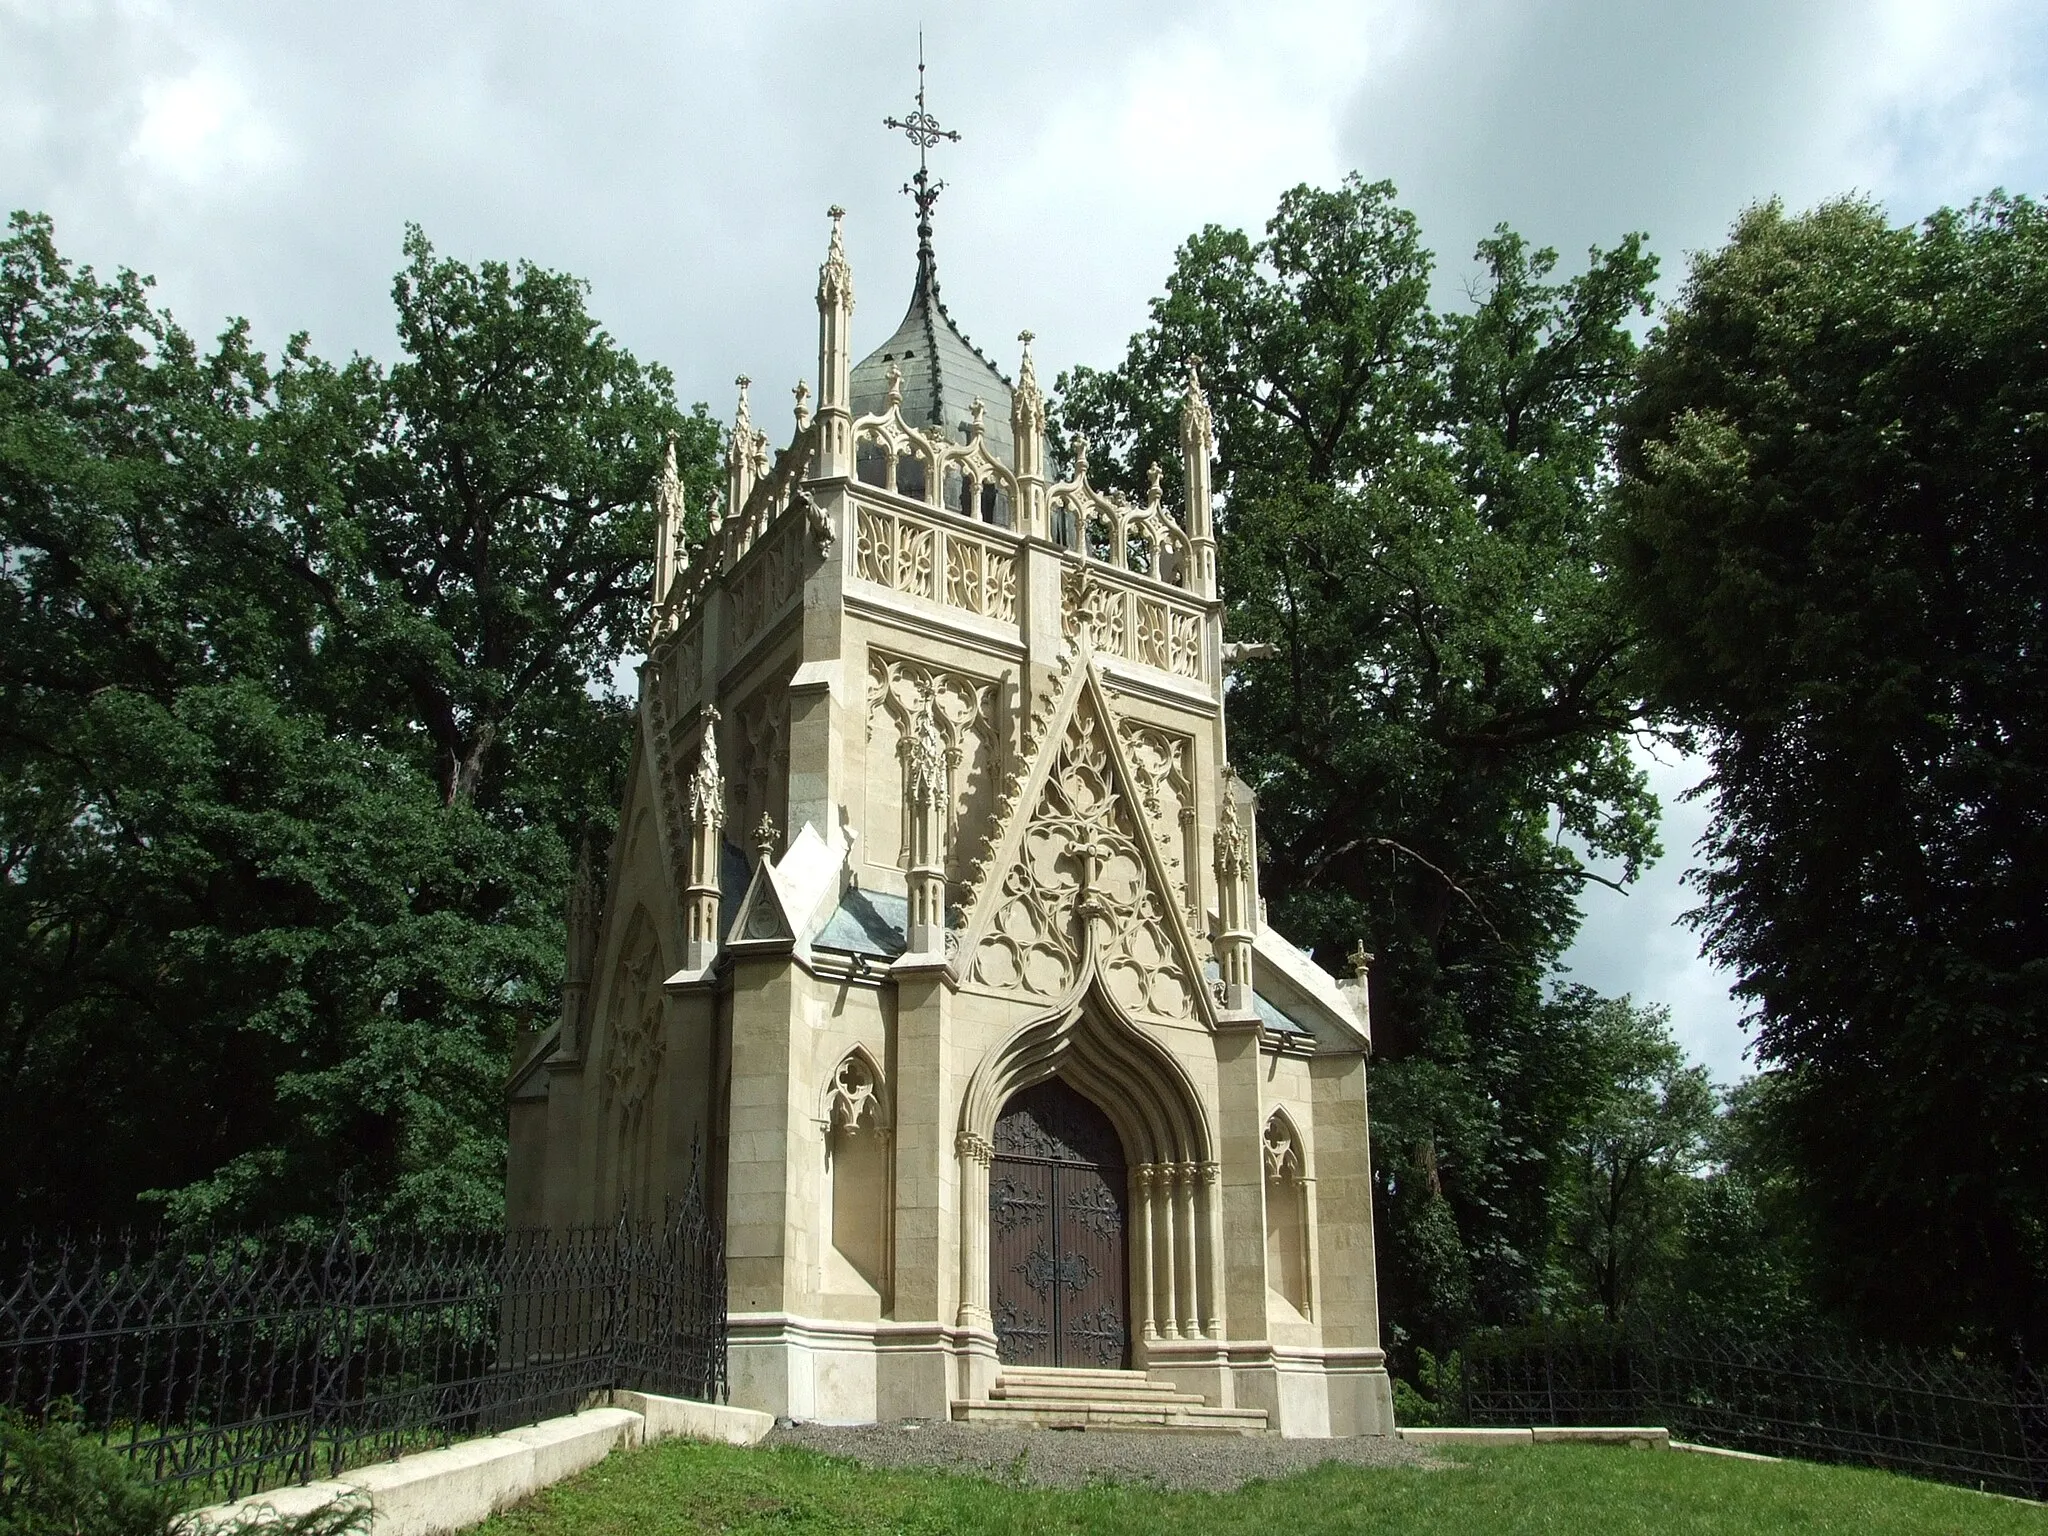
1670;1439;1779;1462
191;1394;772;1536
1399;1425;1671;1450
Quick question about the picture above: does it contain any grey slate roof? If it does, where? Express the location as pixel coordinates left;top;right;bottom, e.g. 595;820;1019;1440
814;887;909;960
849;248;1015;470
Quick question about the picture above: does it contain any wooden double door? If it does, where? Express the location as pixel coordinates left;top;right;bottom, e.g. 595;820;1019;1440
988;1078;1130;1369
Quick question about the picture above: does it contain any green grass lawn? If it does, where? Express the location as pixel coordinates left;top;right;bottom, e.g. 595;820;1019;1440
473;1436;2047;1536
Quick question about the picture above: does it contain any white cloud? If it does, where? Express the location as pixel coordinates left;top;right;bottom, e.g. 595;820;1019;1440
128;61;286;187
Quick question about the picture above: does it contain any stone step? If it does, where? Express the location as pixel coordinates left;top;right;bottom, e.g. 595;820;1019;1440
997;1367;1158;1389
994;1372;1187;1393
951;1399;1269;1435
991;1381;1206;1406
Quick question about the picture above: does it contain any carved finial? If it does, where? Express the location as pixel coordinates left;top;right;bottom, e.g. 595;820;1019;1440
688;705;725;826
705;483;723;537
734;375;753;430
1347;939;1374;978
754;811;779;864
1070;432;1089;481
1146;461;1163;510
969;397;986;441
1182;354;1213;444
1214;773;1251;879
793;379;812;430
817;206;854;310
568;832;599;931
885;360;904;410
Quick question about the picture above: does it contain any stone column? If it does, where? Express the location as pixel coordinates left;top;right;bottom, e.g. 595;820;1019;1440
954;1132;993;1330
1154;1168;1180;1338
1173;1163;1199;1340
1131;1165;1158;1342
814;207;854;481
683;707;725;973
1197;1161;1225;1339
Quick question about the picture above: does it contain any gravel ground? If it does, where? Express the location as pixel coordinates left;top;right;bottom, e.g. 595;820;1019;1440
763;1420;1436;1492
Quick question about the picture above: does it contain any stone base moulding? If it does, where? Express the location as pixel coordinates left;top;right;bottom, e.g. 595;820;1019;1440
190;1396;773;1536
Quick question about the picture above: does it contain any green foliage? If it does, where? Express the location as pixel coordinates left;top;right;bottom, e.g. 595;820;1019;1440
1056;176;1664;1347
1390;1347;1464;1427
1614;194;2048;1348
1544;990;1715;1323
1659;1074;1817;1334
0;1408;175;1536
0;212;722;1234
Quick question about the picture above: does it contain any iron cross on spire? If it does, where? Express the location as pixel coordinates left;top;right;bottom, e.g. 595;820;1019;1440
883;34;960;275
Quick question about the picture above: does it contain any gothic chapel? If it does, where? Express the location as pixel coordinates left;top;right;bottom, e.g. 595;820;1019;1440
506;178;1395;1435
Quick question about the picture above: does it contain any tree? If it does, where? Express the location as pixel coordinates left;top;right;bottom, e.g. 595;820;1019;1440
1615;194;2048;1348
1057;177;1664;1346
1669;1073;1816;1334
321;228;722;811
0;213;721;1234
1544;988;1714;1323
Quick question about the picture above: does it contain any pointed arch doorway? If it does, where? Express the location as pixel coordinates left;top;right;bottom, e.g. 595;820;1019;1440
989;1078;1130;1369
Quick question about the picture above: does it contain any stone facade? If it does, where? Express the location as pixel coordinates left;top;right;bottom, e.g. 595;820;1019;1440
506;208;1395;1437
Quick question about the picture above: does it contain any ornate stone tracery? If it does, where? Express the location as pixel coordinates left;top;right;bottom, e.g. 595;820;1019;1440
1117;720;1198;931
601;910;666;1128
864;652;999;884
970;687;1195;1021
731;683;791;839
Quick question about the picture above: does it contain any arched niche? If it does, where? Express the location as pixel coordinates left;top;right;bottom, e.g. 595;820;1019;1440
822;1047;892;1306
1263;1108;1313;1320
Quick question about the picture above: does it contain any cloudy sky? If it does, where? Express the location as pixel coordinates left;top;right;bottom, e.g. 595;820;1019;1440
7;0;2046;1080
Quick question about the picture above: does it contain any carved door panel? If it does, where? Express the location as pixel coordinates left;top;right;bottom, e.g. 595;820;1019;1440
989;1078;1129;1369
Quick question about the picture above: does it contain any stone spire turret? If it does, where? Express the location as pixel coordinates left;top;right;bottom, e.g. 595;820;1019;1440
905;699;948;954
816;207;854;479
1213;769;1255;1015
1012;331;1046;535
1182;357;1217;599
559;834;601;1054
683;707;726;972
727;376;759;523
651;435;684;635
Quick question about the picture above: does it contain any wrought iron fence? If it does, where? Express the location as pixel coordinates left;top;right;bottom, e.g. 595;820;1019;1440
0;1179;725;1502
1459;1322;2047;1500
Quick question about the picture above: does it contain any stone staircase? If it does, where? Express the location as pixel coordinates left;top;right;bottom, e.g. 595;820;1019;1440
950;1366;1269;1434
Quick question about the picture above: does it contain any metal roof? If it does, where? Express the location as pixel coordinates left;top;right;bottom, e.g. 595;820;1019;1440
849;251;1015;470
